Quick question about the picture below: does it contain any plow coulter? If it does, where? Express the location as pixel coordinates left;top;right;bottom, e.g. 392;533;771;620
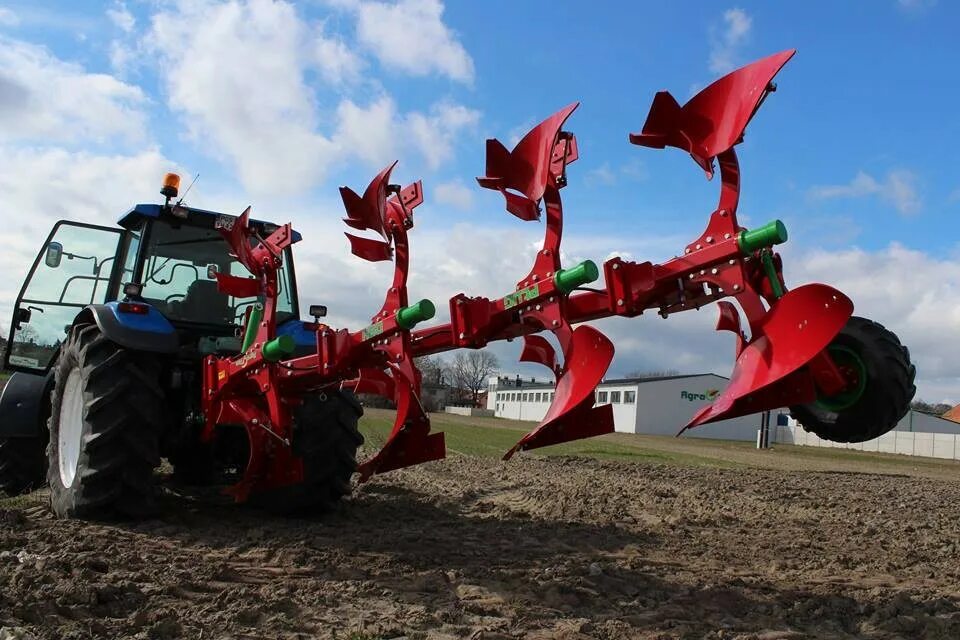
1;50;915;517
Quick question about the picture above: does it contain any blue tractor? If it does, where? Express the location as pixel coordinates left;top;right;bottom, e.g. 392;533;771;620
0;175;363;517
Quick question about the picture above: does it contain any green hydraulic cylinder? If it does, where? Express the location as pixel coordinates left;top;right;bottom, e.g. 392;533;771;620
554;260;600;294
241;304;264;353
396;299;436;330
737;220;788;254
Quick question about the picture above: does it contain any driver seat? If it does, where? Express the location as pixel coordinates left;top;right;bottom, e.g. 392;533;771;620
179;280;232;324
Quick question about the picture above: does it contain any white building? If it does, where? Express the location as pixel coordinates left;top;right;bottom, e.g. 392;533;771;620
486;373;769;441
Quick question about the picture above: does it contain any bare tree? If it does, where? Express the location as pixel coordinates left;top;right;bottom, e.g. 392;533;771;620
450;351;499;407
415;355;448;386
911;400;953;416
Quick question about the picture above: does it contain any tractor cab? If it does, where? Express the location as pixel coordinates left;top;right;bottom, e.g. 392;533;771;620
4;174;302;376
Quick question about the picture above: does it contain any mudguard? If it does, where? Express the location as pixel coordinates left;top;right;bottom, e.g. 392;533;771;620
0;371;52;438
76;302;178;354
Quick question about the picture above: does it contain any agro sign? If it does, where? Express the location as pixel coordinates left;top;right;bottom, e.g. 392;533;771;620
681;389;720;402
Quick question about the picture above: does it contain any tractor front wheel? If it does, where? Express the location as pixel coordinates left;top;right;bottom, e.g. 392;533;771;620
47;324;164;519
250;390;363;515
790;316;915;443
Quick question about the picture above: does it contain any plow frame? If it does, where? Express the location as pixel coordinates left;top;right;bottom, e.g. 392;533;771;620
200;48;864;501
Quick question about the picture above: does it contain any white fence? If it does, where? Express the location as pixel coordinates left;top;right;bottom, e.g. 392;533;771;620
775;425;960;461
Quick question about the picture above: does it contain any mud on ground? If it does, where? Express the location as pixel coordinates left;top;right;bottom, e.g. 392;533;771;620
2;450;960;639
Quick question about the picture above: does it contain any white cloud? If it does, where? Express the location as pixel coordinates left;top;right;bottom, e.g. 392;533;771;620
792;243;960;403
405;101;480;169
334;96;480;170
708;8;752;74
352;0;474;83
897;0;937;12
584;163;617;187
149;0;339;195
146;0;479;195
0;7;19;26
0;36;147;144
107;1;135;32
809;169;922;215
433;179;474;210
313;32;364;84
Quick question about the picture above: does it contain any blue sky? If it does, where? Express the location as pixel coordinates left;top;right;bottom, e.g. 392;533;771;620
1;0;958;402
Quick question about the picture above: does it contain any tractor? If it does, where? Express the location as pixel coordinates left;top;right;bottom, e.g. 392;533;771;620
0;50;915;519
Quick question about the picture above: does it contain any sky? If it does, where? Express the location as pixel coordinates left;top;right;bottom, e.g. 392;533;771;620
1;0;958;403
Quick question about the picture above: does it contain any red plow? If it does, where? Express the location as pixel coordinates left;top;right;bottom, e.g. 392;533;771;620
203;50;915;505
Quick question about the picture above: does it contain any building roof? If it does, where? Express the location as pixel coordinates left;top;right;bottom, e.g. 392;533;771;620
943;404;960;423
491;372;724;391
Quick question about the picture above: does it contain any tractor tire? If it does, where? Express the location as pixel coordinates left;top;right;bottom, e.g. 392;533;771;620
250;390;364;515
790;316;915;443
47;324;164;519
0;437;46;496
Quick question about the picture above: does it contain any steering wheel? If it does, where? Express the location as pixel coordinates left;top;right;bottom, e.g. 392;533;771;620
164;294;185;304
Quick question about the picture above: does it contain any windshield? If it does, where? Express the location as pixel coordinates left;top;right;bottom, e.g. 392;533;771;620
140;221;295;327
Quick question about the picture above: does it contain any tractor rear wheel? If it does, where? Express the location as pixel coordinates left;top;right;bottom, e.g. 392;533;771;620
47;324;164;519
0;437;46;496
790;316;915;443
250;390;363;515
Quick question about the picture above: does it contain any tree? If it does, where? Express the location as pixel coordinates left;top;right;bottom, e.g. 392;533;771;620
415;355;448;386
911;400;953;416
450;350;499;407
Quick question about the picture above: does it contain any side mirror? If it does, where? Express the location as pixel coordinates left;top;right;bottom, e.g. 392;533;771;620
206;264;219;279
45;242;63;268
15;307;31;328
309;304;327;319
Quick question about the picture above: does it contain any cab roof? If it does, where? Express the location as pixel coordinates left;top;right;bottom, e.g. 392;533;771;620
117;203;303;243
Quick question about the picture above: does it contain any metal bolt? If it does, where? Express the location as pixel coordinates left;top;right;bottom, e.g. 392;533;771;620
695;244;702;250
252;418;259;425
699;270;705;275
612;263;620;270
552;320;560;327
535;304;542;311
685;248;692;254
532;274;539;281
720;210;728;217
459;332;466;339
711;268;718;275
724;233;731;240
548;297;555;303
688;273;695;279
728;259;736;265
286;371;292;376
733;284;741;291
617;298;624;306
706;236;714;243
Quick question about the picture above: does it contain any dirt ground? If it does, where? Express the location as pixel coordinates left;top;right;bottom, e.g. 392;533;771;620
2;435;960;639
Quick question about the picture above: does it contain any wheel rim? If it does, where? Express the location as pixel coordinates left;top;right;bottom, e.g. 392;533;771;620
58;368;85;487
815;345;868;412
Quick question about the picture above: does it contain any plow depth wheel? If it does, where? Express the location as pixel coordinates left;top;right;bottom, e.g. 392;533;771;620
249;390;364;515
790;316;916;443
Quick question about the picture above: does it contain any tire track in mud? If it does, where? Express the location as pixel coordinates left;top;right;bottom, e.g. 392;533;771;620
1;453;960;639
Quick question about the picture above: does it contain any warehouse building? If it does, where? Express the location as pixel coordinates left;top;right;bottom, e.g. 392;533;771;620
486;373;767;441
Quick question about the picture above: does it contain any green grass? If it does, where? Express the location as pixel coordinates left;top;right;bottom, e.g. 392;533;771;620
359;411;744;469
